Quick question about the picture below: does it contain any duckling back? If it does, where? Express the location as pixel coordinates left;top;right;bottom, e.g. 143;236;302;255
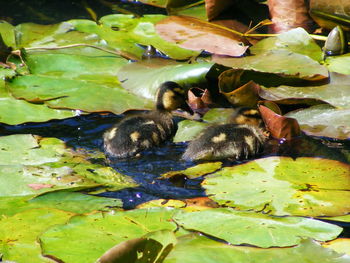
104;112;174;158
103;81;187;158
183;108;267;161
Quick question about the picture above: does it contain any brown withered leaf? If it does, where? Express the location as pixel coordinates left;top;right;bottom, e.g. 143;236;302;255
155;16;249;56
267;0;314;33
188;87;212;114
259;104;301;139
184;197;220;209
219;69;261;108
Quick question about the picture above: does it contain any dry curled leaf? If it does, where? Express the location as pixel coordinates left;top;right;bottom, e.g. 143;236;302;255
259;104;301;139
156;16;249;56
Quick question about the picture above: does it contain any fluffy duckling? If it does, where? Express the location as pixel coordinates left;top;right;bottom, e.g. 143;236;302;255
183;108;267;161
104;81;188;158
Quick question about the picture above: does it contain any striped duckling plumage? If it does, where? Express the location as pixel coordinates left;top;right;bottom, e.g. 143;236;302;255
103;81;187;158
183;108;267;161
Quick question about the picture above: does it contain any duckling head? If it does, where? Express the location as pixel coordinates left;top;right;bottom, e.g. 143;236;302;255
229;107;263;127
155;81;188;111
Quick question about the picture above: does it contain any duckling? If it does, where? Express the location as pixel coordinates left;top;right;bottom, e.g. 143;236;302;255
103;81;188;158
182;108;267;161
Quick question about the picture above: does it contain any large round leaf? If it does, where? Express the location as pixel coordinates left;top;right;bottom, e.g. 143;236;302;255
0;134;137;197
213;50;329;81
117;58;213;100
164;234;350;263
8;75;153;113
326;54;350;75
0;192;122;216
0;81;75;125
203;157;350;216
285;104;350;139
259;82;350;109
251;28;323;62
0;208;73;263
155;16;248;57
173;208;342;248
40;208;178;263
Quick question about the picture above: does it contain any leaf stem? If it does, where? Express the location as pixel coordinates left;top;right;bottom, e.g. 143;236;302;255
23;43;137;60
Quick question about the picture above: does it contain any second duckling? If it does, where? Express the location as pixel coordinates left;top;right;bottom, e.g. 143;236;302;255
103;81;188;158
183;108;267;161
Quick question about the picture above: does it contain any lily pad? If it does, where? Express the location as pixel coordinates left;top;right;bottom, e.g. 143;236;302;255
117;58;213;100
173;119;209;142
285;104;350;139
97;230;177;263
323;239;350;256
326;53;350;75
0;83;75;125
161;162;222;179
0;208;74;263
0;21;16;48
100;14;200;60
0;192;122;216
173;108;235;143
69;15;199;60
15;22;100;48
0;134;137;196
251;28;323;62
40;208;178;263
8;75;153;114
174;208;342;248
25;52;127;83
213;49;329;81
165;234;350;263
259;82;350;109
203;157;350;216
156;15;248;56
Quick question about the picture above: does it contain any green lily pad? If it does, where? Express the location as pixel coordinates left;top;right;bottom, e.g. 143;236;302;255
161;162;222;179
25;52;127;83
69;15;199;60
173;108;235;143
97;230;177;263
117;58;213;100
165;234;350;263
0;84;75;125
0;134;137;197
0;21;16;48
173;119;209;143
40;208;178;263
259;81;350;109
251;28;323;62
100;14;199;60
202;108;236;123
0;208;73;263
173;208;342;248
213;49;329;81
323;239;350;256
15;22;100;48
285;104;350;139
0;192;121;216
203;157;350;216
326;53;350;75
8;74;153;114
